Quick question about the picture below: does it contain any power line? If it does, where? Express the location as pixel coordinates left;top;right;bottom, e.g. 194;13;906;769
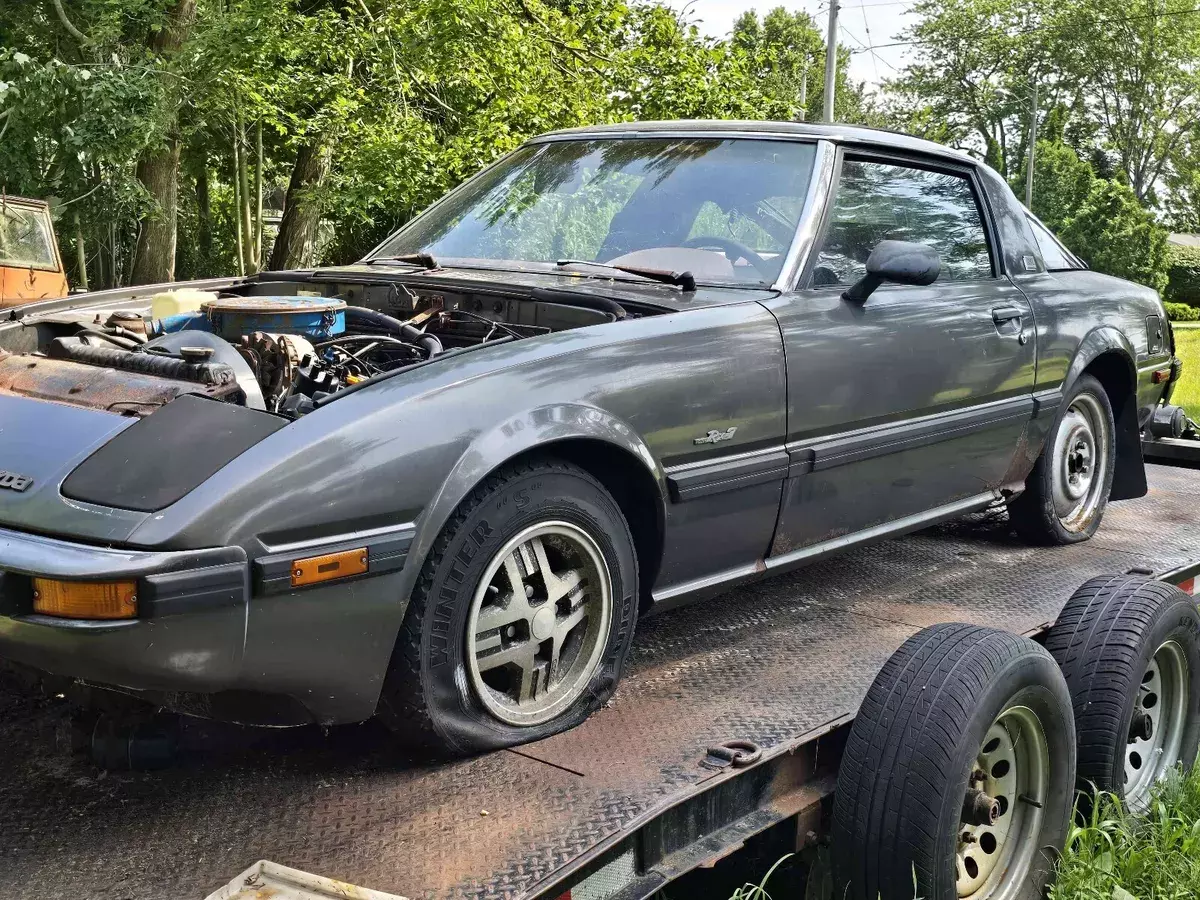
851;4;1200;53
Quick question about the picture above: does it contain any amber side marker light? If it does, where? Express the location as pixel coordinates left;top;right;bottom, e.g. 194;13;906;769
32;578;138;620
291;547;368;588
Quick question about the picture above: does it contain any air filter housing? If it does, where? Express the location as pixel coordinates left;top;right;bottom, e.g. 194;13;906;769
199;296;347;340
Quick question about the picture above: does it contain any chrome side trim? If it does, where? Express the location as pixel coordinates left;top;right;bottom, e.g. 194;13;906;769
650;491;996;606
762;492;995;573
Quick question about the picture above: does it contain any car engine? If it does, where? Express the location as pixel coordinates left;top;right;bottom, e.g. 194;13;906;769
0;278;626;419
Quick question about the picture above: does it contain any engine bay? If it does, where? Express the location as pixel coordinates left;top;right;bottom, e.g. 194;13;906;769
0;276;630;419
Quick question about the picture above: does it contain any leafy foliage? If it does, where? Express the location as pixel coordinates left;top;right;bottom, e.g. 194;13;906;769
1023;140;1096;233
1059;179;1169;292
1165;243;1200;306
0;0;869;284
1051;771;1200;900
1165;301;1200;321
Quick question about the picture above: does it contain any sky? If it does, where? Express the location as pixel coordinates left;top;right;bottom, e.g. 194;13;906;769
665;0;920;88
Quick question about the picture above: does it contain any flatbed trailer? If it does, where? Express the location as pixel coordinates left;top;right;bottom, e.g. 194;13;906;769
4;459;1200;900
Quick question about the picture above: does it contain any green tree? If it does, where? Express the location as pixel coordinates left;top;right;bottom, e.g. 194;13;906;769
1060;178;1169;291
1016;139;1095;231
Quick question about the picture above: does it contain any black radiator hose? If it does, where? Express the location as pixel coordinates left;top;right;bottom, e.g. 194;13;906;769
48;337;236;386
344;307;443;358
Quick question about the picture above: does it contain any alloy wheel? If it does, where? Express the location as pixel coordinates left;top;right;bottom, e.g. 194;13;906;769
465;521;612;726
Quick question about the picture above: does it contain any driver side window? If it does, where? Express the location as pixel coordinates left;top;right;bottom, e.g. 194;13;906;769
813;159;993;286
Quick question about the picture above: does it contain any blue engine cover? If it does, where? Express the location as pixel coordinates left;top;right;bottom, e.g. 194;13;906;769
153;296;347;340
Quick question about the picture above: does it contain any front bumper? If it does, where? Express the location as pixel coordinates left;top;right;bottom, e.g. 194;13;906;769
0;525;417;726
0;526;248;698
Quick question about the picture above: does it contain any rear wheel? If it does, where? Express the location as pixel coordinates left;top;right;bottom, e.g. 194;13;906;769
1044;575;1200;813
831;623;1076;900
377;457;639;756
1009;374;1115;545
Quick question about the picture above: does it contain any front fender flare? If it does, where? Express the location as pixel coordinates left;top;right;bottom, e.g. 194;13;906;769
394;402;667;607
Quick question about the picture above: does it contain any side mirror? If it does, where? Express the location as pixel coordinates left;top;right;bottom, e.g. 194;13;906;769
842;240;941;302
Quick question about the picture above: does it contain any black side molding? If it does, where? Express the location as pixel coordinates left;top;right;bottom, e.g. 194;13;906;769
665;451;790;502
141;563;247;617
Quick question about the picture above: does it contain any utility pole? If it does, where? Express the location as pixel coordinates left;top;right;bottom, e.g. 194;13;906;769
1025;78;1038;209
823;1;838;123
799;59;809;121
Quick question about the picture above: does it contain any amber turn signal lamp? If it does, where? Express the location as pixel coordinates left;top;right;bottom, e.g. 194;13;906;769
31;578;138;620
290;547;368;588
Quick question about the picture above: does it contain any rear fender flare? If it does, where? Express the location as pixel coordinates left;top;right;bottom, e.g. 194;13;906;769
1059;327;1145;501
396;402;667;605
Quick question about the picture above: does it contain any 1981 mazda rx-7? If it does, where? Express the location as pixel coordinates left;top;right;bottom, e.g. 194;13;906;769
0;121;1182;754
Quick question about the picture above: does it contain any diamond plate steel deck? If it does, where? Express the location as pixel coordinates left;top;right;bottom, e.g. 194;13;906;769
2;465;1198;900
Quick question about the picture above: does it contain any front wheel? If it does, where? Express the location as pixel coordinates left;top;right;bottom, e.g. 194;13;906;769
377;457;639;756
1009;374;1115;545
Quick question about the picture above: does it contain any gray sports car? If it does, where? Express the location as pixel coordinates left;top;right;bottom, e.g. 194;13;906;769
0;121;1181;755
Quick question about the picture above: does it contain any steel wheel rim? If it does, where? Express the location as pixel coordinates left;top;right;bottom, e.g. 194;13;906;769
956;706;1049;900
465;521;612;727
1125;640;1190;812
1050;393;1109;531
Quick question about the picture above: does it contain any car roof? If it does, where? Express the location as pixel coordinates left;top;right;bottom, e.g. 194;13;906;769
534;120;976;166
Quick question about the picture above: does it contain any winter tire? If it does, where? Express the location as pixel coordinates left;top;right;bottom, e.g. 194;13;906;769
831;623;1076;900
377;457;638;756
1009;374;1115;545
1044;574;1200;813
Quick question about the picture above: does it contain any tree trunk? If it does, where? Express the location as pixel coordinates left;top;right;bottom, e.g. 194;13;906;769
73;210;89;291
129;0;196;285
253;119;264;269
269;140;332;271
130;137;182;285
235;112;255;273
232;132;246;277
195;158;213;273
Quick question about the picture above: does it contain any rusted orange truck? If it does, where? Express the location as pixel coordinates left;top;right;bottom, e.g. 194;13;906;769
1;196;69;307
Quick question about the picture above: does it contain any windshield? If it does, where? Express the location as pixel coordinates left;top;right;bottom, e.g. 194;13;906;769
373;137;818;286
0;201;58;270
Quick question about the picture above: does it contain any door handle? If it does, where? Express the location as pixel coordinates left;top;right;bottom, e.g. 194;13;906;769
991;306;1024;325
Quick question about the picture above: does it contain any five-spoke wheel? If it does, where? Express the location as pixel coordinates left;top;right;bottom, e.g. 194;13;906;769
467;522;612;726
378;457;638;756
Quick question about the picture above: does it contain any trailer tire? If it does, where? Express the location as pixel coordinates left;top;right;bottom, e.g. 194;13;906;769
1044;574;1200;813
1009;374;1115;545
377;457;638;757
831;623;1075;900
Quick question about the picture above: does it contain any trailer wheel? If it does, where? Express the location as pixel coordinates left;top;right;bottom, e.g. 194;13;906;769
831;624;1075;900
377;457;638;756
1008;374;1115;545
1044;574;1200;813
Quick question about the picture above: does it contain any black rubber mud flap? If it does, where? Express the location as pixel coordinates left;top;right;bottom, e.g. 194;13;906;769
1044;574;1200;811
831;623;1076;900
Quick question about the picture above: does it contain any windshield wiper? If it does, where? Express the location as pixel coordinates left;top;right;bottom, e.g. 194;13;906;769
555;259;696;292
367;252;439;269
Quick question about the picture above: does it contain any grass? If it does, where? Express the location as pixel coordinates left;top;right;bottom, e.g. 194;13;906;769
1051;768;1200;900
1170;324;1200;421
732;763;1200;900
